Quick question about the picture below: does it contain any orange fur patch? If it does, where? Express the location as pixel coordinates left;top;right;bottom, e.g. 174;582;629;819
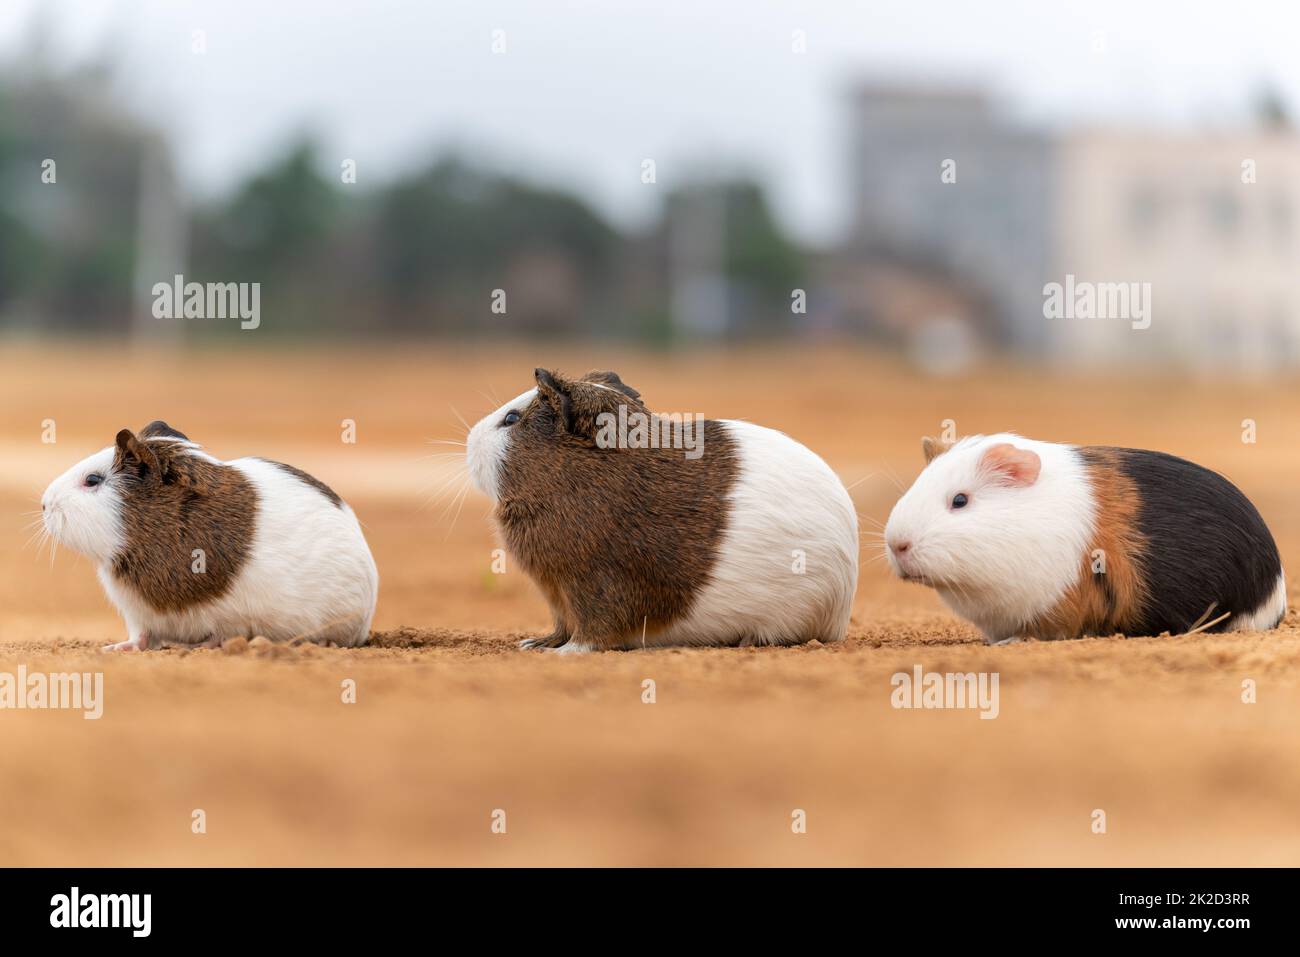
1024;447;1149;639
921;436;954;464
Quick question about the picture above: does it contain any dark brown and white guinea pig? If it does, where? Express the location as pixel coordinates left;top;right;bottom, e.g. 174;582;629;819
884;433;1286;643
41;421;378;651
465;369;859;652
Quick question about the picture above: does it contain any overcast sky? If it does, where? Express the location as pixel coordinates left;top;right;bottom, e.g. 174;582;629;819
1;0;1295;244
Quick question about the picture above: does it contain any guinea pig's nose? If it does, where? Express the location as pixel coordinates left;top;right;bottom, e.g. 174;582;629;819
891;540;911;555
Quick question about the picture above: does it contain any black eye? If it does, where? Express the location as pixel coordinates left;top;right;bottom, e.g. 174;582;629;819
951;493;969;509
84;473;104;488
501;411;521;427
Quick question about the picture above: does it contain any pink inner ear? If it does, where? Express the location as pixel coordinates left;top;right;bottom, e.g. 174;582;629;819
979;442;1041;487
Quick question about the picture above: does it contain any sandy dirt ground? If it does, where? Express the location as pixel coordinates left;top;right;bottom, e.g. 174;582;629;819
1;342;1298;866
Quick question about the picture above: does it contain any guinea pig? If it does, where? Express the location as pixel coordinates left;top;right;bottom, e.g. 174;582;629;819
884;433;1287;643
41;420;378;651
465;369;859;652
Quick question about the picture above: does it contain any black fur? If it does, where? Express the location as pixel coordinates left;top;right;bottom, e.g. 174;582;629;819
139;420;190;442
1114;448;1283;634
583;370;641;400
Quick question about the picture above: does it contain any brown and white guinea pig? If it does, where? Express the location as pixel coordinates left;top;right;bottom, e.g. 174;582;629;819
884;433;1286;644
41;421;378;652
465;369;859;652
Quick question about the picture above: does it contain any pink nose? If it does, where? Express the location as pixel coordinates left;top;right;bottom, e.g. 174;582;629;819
891;540;911;555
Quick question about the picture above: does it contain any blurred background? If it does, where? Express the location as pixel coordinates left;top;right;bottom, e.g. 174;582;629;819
4;1;1300;869
3;0;1300;373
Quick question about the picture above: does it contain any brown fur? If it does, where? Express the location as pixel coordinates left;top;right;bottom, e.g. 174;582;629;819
1022;447;1149;639
138;420;190;442
110;426;257;613
497;370;738;651
921;436;954;463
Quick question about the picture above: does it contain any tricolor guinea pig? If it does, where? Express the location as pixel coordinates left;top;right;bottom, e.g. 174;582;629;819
884;434;1287;643
465;369;859;652
41;421;378;651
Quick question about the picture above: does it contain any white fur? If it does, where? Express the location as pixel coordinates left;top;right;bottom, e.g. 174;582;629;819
44;446;378;649
884;434;1095;641
41;446;124;563
650;420;858;648
1231;571;1288;632
466;388;536;498
551;639;595;655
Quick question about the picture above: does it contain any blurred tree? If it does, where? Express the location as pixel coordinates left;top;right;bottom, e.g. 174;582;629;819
189;138;349;335
194;140;341;277
0;61;147;332
662;179;806;338
0;45;807;344
373;157;619;335
721;181;805;302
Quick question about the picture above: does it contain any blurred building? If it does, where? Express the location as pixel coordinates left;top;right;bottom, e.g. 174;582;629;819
847;84;1300;370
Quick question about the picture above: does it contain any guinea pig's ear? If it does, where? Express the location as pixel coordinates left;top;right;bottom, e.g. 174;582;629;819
979;443;1041;488
534;367;625;443
921;436;952;463
114;429;160;474
138;420;190;442
534;368;575;432
581;370;641;401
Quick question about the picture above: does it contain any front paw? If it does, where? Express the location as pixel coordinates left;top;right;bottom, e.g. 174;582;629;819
519;632;569;650
102;634;151;653
986;635;1027;646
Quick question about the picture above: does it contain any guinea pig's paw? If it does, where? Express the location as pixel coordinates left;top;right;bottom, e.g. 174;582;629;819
519;633;570;650
549;640;595;655
986;635;1028;646
101;634;151;653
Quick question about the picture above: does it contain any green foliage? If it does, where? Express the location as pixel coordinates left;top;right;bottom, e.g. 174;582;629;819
0;70;809;341
723;182;805;299
195;140;342;277
0;75;144;331
372;157;619;333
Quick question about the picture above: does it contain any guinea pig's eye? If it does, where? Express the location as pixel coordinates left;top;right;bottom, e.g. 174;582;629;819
83;472;105;489
951;492;969;510
501;411;521;427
